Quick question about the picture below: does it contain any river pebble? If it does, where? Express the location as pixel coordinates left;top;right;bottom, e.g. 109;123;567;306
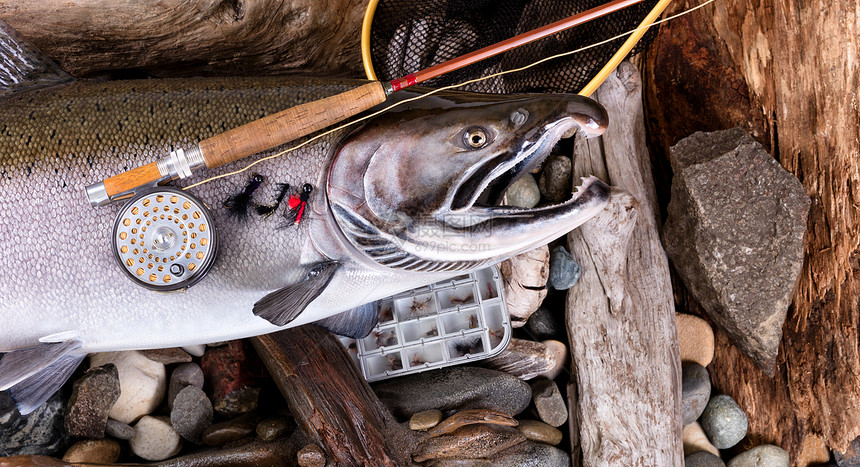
297;443;326;467
62;439;120;464
683;421;720;457
701;394;748;449
682;362;711;425
140;348;193;365
488;440;570;466
64;363;121;438
515;419;562;446
538;155;573;203
256;416;292;441
130;415;182;461
524;308;564;341
168;362;205;410
105;418;135;440
727;444;789;467
410;410;444;431
504;174;540;208
531;379;567;427
90;351;166;424
677;314;715;367
548;245;582;290
170;386;213;443
686;451;726;467
201;415;257;446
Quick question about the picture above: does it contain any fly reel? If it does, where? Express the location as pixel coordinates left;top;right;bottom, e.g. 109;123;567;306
112;187;218;291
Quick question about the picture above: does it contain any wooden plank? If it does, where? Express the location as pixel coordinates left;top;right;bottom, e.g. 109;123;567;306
566;61;682;466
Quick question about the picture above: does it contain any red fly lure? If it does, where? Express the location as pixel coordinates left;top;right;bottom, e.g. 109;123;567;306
284;183;313;226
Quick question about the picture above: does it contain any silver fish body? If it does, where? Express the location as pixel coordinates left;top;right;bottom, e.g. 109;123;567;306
0;76;610;355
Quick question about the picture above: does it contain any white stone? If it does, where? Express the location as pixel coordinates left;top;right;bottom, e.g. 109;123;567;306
539;340;569;380
130;415;182;461
683;422;720;457
181;344;206;357
727;444;789;467
90;351;166;424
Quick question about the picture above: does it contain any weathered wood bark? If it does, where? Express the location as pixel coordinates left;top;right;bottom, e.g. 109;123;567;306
251;326;415;466
0;0;368;78
566;62;682;466
644;0;860;461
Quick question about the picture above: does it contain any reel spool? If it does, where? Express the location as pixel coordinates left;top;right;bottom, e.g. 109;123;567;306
112;187;218;291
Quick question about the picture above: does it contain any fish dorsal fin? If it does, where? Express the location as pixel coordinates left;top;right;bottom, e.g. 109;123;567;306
0;338;85;415
313;301;379;339
253;261;341;326
0;18;74;98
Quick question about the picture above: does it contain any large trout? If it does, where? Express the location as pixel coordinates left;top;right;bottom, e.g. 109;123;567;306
0;22;610;413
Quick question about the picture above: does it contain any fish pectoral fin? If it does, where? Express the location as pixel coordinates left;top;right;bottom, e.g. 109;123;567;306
312;301;379;339
253;261;341;327
0;338;85;415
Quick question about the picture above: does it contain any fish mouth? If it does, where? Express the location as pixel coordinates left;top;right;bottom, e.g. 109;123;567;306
448;116;583;218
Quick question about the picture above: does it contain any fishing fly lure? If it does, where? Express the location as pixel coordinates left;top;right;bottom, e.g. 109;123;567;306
223;174;264;221
255;183;291;217
282;183;313;226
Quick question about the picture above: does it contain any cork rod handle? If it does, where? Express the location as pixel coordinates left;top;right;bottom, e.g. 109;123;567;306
101;161;162;200
199;81;389;168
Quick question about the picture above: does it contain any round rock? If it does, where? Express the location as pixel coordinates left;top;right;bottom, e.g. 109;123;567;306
537;155;573;203
515;419;562;446
524;308;564;341
62;439;121;463
530;379;567;427
256;416;292;442
410;410;444;431
488;440;570;466
170;385;213;443
202;417;257;446
168;363;204;410
105;418;135;440
727;444;789;467
676;313;715;367
504;174;540;209
700;394;748;449
683;422;720;457
90;351;166;424
297;443;326;467
372;367;532;419
548;245;582;290
682;362;712;425
130;415;182;461
686;451;726;467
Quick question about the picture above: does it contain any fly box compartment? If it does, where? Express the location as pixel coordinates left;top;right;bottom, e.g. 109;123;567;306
340;265;512;382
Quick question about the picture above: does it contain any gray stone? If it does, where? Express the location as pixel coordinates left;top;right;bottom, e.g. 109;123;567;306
662;128;810;374
524;308;564;341
727;444;789;467
682;362;712;425
0;391;67;456
489;440;570;466
835;436;860;466
170;385;213;443
530;379;567;427
105;418;135;440
372;367;531;420
548;245;581;290
168;362;204;410
65;363;121;438
537;155;573;203
686;451;726;467
504;174;540;208
515;420;563;446
700;394;748;449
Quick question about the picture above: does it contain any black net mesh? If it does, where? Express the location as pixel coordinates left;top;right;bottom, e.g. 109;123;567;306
369;0;659;94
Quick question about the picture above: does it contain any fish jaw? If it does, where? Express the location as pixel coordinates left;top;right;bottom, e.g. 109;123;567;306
327;90;609;270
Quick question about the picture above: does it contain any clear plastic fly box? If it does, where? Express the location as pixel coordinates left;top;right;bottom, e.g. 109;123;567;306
339;265;512;381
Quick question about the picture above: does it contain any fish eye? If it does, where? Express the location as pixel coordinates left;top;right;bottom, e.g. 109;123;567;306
464;127;489;149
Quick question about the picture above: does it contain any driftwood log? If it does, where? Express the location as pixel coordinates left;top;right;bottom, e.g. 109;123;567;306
566;62;682;465
251;326;415;466
0;0;368;78
644;0;860;462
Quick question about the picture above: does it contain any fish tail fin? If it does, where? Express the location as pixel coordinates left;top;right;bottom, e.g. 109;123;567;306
0;339;85;415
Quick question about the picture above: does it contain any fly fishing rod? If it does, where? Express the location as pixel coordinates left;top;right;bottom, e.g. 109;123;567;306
84;0;644;207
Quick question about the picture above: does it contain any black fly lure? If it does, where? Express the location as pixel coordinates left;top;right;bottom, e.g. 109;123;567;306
223;174;264;221
255;183;291;218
